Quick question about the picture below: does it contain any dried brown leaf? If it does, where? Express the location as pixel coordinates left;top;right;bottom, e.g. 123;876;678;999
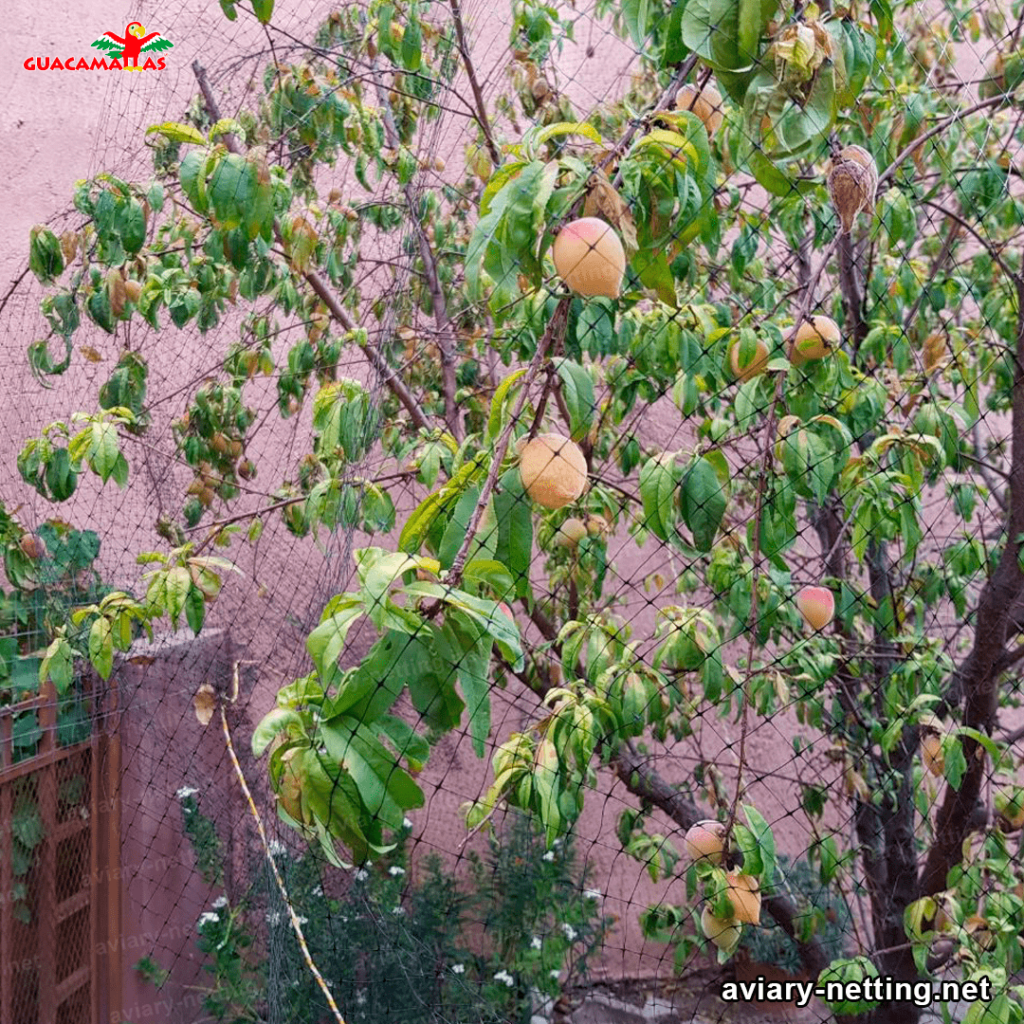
583;171;637;252
194;682;217;726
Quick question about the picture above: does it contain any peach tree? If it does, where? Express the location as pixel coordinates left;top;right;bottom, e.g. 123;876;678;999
16;0;1024;1020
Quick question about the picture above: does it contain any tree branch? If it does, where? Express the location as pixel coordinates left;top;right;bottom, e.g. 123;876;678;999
920;268;1024;895
368;61;462;440
192;61;433;433
448;0;501;167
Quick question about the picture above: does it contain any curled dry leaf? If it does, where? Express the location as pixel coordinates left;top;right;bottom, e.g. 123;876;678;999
583;170;638;252
827;146;878;235
194;682;217;726
923;333;947;373
107;270;127;319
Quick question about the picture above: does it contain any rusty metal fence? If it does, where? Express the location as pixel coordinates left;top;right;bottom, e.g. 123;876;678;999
0;673;119;1024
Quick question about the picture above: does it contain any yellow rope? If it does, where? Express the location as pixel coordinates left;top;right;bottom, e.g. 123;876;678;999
219;704;348;1024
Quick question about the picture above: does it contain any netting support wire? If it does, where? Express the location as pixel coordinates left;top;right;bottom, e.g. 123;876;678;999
219;704;348;1024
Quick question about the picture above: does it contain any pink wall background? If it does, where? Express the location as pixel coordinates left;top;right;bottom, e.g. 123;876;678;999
0;2;1007;1020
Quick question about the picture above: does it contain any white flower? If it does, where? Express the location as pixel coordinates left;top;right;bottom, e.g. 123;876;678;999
392;906;406;915
312;885;323;897
451;964;465;975
561;923;577;942
542;851;555;862
212;896;228;909
295;916;309;925
198;912;219;927
267;840;286;858
354;868;369;882
530;936;542;950
494;969;514;987
266;911;282;926
176;786;198;800
583;888;602;901
355;989;367;1006
403;817;414;829
550;970;561;980
552;837;563;847
389;866;406;877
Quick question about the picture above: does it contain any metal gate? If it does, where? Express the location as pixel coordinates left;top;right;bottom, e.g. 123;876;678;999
0;673;119;1024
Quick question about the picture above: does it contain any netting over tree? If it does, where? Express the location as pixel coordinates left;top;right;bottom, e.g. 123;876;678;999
4;1;1024;1023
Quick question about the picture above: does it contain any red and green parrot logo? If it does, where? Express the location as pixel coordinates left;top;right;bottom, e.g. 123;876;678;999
91;22;173;70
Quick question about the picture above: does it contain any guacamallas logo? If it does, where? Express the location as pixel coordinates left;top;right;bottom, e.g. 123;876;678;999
23;22;173;71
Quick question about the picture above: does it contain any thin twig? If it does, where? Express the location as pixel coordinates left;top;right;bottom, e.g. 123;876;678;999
368;57;462;439
0;266;31;320
219;705;347;1024
448;0;501;166
878;95;1007;188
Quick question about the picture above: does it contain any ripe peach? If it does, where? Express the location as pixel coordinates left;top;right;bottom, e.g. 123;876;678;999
519;433;588;509
684;820;726;864
552;218;626;300
676;83;725;136
729;337;770;382
724;871;762;925
789;315;840;365
701;905;741;953
556;517;588;547
795;586;835;631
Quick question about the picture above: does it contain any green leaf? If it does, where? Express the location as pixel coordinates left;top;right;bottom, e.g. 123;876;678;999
679;455;728;551
209;118;244;142
487;369;528;442
944;737;967;791
88;421;120;482
252;708;303;757
89;617;114;680
40;639;74;695
146;121;207;146
741;803;777;883
403;583;522;669
439;485;481;569
532;121;603;148
377;716;430;772
663;0;688;65
639;453;681;542
494;467;533;599
252;0;274;22
29;226;65;284
553;358;596;442
400;10;422;71
208;154;257;231
322;718;424;829
185;585;205;636
306;603;364;678
442;619;492;758
161;566;190;628
121;200;146;255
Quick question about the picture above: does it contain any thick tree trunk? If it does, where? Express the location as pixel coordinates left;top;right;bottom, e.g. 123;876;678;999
920;275;1024;895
